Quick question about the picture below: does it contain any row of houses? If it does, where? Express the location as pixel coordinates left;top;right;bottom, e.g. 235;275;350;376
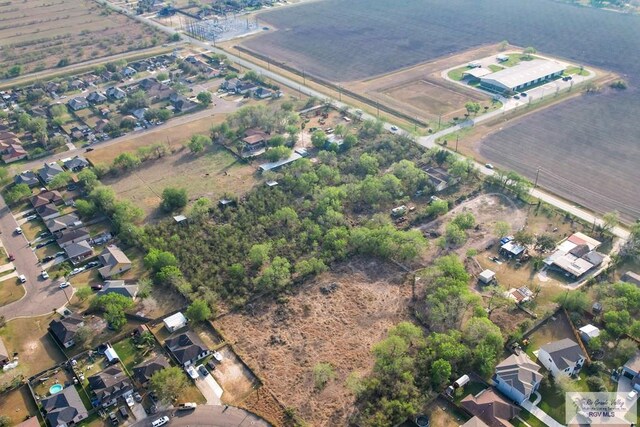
0;123;28;163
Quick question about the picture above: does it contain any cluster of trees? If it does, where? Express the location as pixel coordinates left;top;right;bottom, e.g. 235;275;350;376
444;212;476;247
90;293;134;331
135;122;433;307
354;311;503;426
485;169;531;198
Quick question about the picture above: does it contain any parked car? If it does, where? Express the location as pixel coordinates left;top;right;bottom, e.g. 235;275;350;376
125;395;134;408
39;232;51;239
133;392;142;403
177;402;197;411
197;365;208;377
108;413;118;426
59;282;70;289
70;267;85;276
55;251;66;257
206;360;217;371
151;416;169;427
36;240;55;249
26;214;38;221
18;274;26;283
627;390;638;401
186;365;198;379
42;255;55;263
91;284;103;291
86;261;100;268
390;125;398;132
41;270;49;279
118;406;129;419
15;227;22;235
485;163;494;169
8;254;15;261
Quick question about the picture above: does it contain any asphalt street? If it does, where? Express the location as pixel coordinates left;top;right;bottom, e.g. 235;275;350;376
0;196;71;320
132;405;270;427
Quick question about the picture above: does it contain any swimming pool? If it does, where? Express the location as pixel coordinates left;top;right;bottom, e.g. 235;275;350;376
49;384;63;394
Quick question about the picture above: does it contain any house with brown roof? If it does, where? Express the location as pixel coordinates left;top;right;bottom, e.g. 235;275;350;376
166;331;210;366
2;144;27;163
463;417;490;427
98;245;132;278
88;366;134;407
132;355;170;386
36;203;60;221
30;190;63;208
241;129;269;157
461;388;519;427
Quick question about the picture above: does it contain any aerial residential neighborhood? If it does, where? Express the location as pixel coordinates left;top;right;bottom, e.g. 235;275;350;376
1;0;640;427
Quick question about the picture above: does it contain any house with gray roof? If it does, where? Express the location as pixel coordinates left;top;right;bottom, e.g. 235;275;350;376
494;353;542;404
166;331;210;366
36;203;60;221
462;417;490;427
68;97;89;111
46;213;81;234
622;350;640;392
38;162;65;183
88;365;134;407
56;227;90;248
63;156;89;172
132;355;169;386
49;314;84;348
97;280;138;300
98;245;132;278
537;338;585;377
461;388;519;427
14;171;39;187
40;385;88;427
64;240;93;264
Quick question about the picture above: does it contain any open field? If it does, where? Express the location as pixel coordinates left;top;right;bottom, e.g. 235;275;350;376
246;0;640;220
101;145;257;221
0;386;39;426
0;0;167;76
0;277;25;307
214;259;410;426
0;313;66;380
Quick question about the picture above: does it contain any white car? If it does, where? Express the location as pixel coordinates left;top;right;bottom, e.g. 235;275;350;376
390;125;399;132
15;227;22;235
186;365;198;379
70;267;85;276
59;282;70;289
151;416;169;427
627;390;638;400
18;274;26;283
125;394;134;407
41;270;49;279
485;163;494;169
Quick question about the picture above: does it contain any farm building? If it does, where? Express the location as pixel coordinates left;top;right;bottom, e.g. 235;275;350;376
463;67;492;80
480;59;565;94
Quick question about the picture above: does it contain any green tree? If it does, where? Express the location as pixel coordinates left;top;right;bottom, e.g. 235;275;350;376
311;130;327;148
157;109;172;121
601;211;619;234
255;256;291;291
77;169;99;191
522;46;537;59
445;223;467;246
535;234;556;251
150;366;189;403
426;199;449;217
612;339;638;366
452;212;475;230
156;265;183;284
556;291;589;312
265;146;292;161
295;257;328;278
430;358;452;387
249;243;271;267
186;300;212;323
144;248;178;271
161;187;188;212
196;91;212;105
313;362;335;390
5;183;31;204
494;221;511;238
76;287;93;302
514;230;534;245
465;101;481;115
113;152;141;171
74;326;93;350
48;171;72;189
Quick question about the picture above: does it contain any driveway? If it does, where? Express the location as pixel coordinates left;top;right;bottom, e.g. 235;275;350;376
130;405;270;427
194;371;223;405
0;194;71;320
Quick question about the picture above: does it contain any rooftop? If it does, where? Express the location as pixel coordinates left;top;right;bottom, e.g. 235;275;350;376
481;59;565;89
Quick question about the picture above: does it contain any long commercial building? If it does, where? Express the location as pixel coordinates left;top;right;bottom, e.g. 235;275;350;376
480;59;565;93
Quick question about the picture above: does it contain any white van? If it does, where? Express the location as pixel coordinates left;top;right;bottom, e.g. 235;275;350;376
18;274;26;283
151;416;170;427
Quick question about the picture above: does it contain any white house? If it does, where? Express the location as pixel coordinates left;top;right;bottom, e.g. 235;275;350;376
494;353;543;404
163;312;188;333
537;338;585;377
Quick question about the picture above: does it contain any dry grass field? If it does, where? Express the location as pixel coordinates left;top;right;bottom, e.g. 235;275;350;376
214;259;411;426
0;0;166;76
0;386;39;426
345;44;498;125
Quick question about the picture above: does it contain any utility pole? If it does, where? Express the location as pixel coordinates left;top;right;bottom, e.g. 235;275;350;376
376;101;379;118
534;167;540;188
455;134;459;152
302;68;306;85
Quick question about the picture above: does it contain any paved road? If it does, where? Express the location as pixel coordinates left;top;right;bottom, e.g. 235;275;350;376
133;405;270;427
0;197;71;320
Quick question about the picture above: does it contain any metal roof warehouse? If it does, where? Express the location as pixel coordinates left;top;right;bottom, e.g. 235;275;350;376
480;59;565;93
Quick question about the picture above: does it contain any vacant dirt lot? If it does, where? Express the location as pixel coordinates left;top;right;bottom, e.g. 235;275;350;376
0;386;39;426
0;0;165;76
345;45;498;124
214;259;411;426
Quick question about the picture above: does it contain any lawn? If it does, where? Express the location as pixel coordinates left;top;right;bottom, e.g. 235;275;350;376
512;409;547;427
112;336;158;373
0;386;40;426
524;310;576;360
21;219;47;242
0;313;66;379
0;277;25;307
35;243;63;263
488;64;504;72
448;66;471;81
564;66;589;76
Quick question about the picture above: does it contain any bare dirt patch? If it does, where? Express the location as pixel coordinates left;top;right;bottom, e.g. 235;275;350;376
212;345;258;404
0;386;39;425
345;44;499;124
214;259;411;426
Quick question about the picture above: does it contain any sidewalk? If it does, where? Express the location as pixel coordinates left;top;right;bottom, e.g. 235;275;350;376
521;400;565;427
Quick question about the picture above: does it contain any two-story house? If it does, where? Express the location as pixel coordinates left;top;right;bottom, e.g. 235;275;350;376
537;338;585;377
494;353;543;404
